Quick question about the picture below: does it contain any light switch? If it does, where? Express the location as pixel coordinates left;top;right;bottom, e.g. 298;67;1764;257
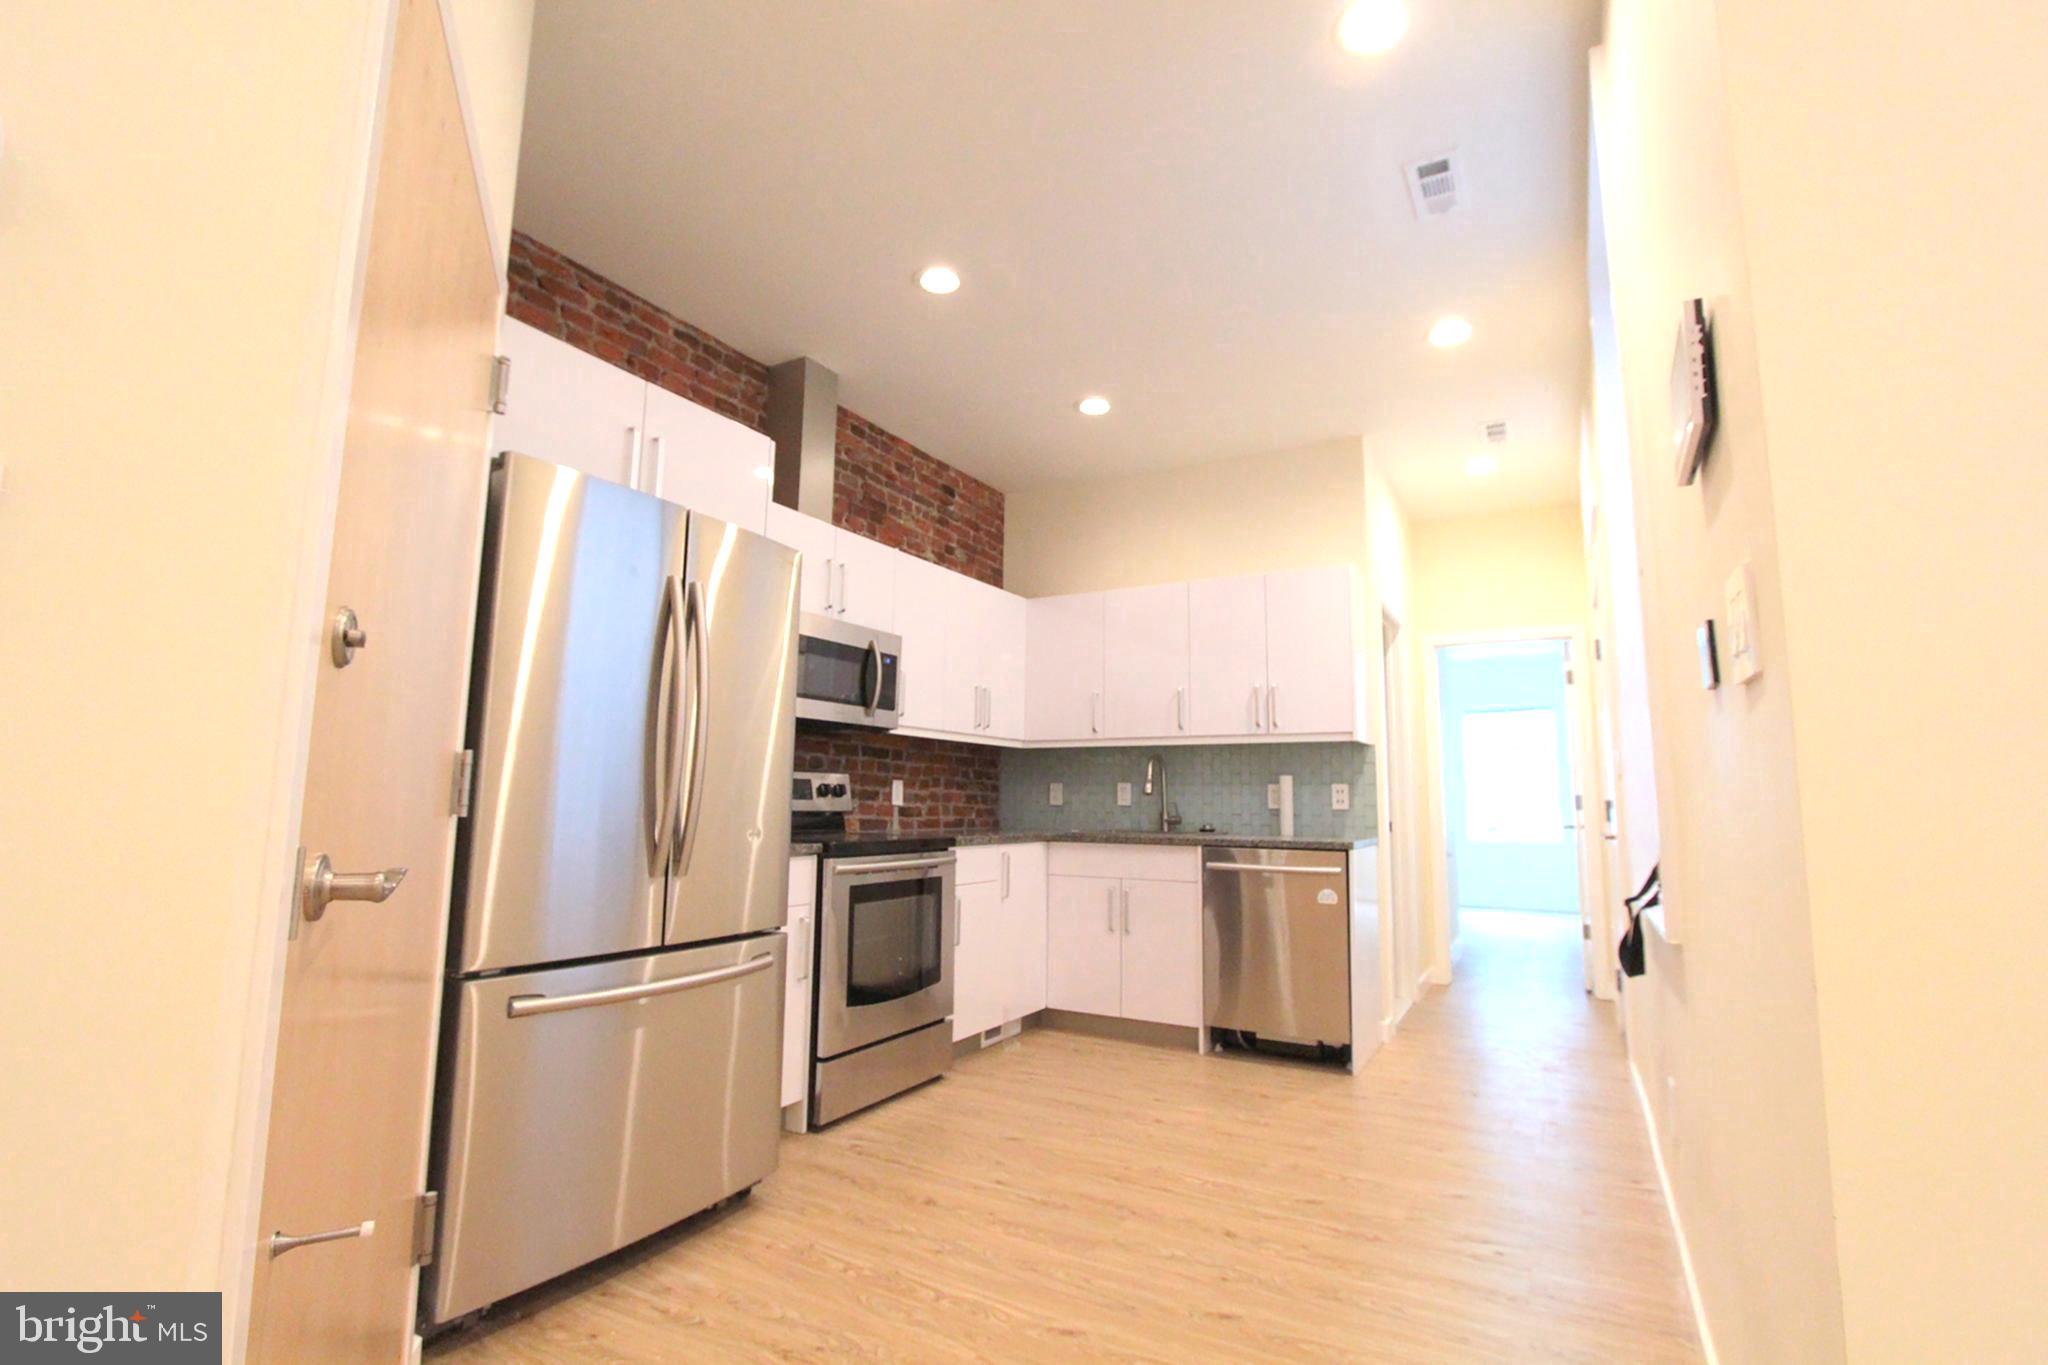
1331;783;1350;811
1048;782;1064;807
1267;783;1282;811
891;779;905;806
1724;561;1761;683
1116;782;1133;806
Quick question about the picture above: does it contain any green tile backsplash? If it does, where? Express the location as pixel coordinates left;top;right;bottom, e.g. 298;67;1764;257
998;742;1376;840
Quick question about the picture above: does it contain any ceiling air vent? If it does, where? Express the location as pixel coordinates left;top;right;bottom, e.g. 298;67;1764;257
1483;420;1509;444
1405;151;1463;218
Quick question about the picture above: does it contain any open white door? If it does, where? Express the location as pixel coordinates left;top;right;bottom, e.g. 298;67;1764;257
246;0;501;1356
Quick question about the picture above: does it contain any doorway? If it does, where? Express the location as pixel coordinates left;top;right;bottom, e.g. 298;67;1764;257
1438;640;1578;914
1427;635;1599;996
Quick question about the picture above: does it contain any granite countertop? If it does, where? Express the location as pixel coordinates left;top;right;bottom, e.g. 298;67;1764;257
788;841;824;857
949;829;1374;852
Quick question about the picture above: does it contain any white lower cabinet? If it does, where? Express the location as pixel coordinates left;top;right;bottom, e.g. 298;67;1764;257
1046;875;1123;1017
1045;846;1201;1028
953;844;1048;1041
1117;879;1202;1027
782;856;817;1111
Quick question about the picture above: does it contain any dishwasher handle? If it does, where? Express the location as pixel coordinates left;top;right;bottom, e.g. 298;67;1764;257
1202;861;1347;877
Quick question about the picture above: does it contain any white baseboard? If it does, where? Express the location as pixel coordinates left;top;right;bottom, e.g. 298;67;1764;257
1629;1063;1719;1365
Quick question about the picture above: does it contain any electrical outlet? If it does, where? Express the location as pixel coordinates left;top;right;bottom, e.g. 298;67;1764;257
1048;782;1064;807
1267;783;1281;811
890;779;905;806
1331;783;1350;811
1116;782;1132;806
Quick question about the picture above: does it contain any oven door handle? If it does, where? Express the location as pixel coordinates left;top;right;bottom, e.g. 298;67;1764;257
830;856;955;877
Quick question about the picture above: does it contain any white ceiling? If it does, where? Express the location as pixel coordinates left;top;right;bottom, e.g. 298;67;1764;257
514;1;1599;519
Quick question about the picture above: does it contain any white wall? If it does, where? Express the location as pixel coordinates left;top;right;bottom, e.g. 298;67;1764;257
1004;438;1370;598
1712;1;2048;1354
1363;461;1427;1025
0;0;395;1317
1591;2;1848;1357
445;0;534;272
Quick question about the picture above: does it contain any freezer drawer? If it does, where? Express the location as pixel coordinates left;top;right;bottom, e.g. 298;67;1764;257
426;936;784;1324
1202;847;1351;1047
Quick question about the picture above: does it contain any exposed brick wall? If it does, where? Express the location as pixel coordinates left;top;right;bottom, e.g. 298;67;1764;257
507;233;770;431
836;410;1005;587
506;232;1004;832
794;731;1000;836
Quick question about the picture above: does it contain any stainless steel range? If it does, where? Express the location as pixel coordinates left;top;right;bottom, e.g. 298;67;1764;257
792;773;954;1125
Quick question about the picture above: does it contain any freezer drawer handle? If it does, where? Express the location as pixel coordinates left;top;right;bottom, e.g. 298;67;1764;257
1202;861;1346;876
505;953;776;1019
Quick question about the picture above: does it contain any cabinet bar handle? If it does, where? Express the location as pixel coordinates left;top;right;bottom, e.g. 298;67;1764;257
626;425;643;490
1106;886;1116;932
824;557;836;612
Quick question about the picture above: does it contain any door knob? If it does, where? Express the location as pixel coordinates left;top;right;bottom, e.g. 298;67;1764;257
300;851;407;921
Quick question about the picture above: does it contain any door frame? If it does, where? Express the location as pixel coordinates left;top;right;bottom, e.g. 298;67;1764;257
1420;626;1599;988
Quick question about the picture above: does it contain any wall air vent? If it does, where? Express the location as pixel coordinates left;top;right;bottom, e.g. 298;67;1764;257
1483;420;1509;444
1405;151;1463;218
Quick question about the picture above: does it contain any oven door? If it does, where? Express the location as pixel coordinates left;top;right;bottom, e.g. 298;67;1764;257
794;614;901;729
817;852;955;1057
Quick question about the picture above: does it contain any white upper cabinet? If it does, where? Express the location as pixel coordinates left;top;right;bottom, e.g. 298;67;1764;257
494;316;644;486
889;551;950;732
763;504;898;630
1026;594;1106;741
1102;583;1190;740
982;586;1028;741
497;315;771;532
1188;574;1270;738
641;381;773;534
1263;565;1360;737
834;531;897;631
893;556;1027;742
764;504;837;618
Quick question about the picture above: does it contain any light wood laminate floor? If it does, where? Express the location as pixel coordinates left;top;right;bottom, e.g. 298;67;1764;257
432;911;1698;1362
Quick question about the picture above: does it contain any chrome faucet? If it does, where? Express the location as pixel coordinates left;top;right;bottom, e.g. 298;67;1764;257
1143;754;1181;834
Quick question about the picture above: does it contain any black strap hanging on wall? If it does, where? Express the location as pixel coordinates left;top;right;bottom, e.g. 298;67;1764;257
1617;863;1660;979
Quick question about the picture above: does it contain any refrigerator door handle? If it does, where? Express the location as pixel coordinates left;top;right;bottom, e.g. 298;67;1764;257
651;576;687;864
504;953;776;1018
676;579;712;876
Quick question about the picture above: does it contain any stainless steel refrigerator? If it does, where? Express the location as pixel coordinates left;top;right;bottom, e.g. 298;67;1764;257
424;452;800;1326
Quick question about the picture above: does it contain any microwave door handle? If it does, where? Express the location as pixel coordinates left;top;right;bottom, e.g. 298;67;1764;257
676;579;711;876
864;640;883;715
650;576;686;864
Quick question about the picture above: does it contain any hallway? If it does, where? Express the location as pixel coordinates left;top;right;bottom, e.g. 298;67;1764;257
434;913;1697;1362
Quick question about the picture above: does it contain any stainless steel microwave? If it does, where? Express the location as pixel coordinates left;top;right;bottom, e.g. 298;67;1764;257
794;613;901;729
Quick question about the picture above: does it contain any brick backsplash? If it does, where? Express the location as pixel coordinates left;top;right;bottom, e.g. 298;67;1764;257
795;731;1000;836
504;232;1005;830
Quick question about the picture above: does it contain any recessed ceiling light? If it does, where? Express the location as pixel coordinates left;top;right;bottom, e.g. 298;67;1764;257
1077;396;1112;417
1465;455;1498;478
1429;315;1474;349
917;264;961;295
1337;0;1408;55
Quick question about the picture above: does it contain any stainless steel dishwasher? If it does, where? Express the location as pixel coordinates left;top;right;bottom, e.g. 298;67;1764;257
1202;846;1351;1059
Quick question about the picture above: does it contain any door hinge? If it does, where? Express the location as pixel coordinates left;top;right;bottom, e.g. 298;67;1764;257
1582;923;1591;940
488;354;511;415
411;1191;440;1267
1594;637;1604;661
1565;666;1575;684
451;749;476;818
